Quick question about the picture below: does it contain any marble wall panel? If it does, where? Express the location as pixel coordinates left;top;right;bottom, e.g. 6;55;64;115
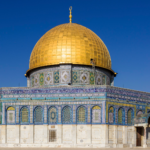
6;125;19;144
34;125;47;143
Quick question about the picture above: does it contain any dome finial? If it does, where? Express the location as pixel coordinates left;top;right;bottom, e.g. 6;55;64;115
69;6;72;23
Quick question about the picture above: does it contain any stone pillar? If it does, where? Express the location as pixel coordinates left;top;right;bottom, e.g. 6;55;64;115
114;125;117;147
123;126;127;144
143;125;148;148
104;125;108;145
133;127;136;147
72;125;77;146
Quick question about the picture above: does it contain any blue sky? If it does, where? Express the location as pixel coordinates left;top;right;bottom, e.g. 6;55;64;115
0;0;150;92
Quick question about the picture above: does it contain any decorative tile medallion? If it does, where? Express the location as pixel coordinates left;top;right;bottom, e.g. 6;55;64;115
96;74;102;85
39;73;44;86
34;74;39;87
72;71;78;83
54;71;59;83
45;72;53;85
90;72;94;85
80;71;89;84
61;70;70;84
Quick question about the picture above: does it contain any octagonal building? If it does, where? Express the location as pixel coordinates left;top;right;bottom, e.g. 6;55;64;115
0;9;150;148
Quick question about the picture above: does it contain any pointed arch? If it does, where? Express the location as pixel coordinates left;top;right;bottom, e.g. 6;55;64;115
20;107;29;123
109;106;114;123
77;106;86;124
118;107;124;124
62;106;72;124
92;105;101;123
7;106;15;124
49;106;57;124
34;106;43;124
127;108;133;125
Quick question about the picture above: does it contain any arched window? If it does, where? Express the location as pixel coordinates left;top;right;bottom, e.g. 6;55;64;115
109;106;114;123
118;108;123;124
62;106;72;124
77;106;86;123
7;107;15;124
127;109;132;125
137;110;143;117
92;106;101;123
34;106;43;124
21;107;29;123
102;75;106;85
49;107;57;124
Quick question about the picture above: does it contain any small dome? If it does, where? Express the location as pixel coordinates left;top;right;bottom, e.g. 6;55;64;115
27;23;112;73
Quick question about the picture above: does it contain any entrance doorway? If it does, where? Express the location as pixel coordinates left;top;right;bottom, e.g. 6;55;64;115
148;117;150;127
136;127;144;146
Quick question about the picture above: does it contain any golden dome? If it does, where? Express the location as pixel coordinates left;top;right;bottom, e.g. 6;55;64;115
28;23;112;73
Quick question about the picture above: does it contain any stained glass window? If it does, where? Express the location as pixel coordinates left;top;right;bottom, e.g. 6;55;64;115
127;109;132;125
92;106;101;123
21;107;29;123
102;75;106;85
34;106;43;123
77;106;86;123
7;107;15;124
109;106;114;123
49;107;57;124
118;108;123;124
62;106;72;124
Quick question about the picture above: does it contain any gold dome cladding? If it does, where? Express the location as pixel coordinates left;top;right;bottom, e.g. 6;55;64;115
29;23;111;72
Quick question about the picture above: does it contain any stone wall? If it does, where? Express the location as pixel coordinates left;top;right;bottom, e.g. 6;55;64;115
0;125;137;148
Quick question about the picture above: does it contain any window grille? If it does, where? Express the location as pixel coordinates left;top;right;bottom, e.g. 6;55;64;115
127;109;132;125
118;108;123;124
49;130;56;142
62;106;72;124
109;106;114;123
92;106;101;123
7;107;15;124
77;106;86;123
49;107;57;124
34;107;43;123
21;107;28;123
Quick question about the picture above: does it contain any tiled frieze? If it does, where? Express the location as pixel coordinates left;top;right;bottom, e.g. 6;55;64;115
29;65;111;87
1;86;150;104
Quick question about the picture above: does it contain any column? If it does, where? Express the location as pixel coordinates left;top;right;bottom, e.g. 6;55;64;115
133;126;136;147
114;125;117;147
143;125;148;148
123;126;127;144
